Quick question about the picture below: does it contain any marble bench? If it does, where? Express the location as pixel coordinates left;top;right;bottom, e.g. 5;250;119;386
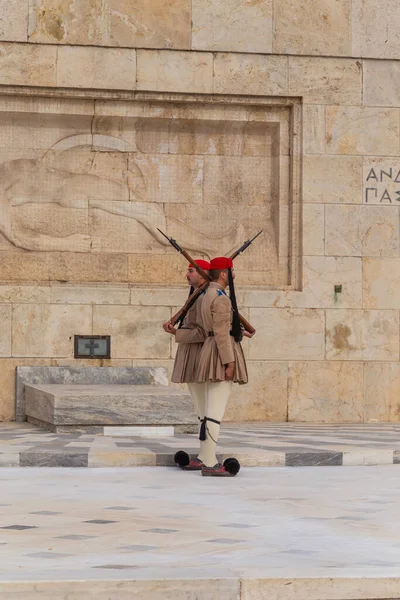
24;383;197;434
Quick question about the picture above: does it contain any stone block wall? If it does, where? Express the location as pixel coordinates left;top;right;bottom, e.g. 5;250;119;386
0;0;399;423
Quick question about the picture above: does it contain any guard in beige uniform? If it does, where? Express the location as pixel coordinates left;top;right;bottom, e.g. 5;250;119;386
163;259;210;470
196;256;250;477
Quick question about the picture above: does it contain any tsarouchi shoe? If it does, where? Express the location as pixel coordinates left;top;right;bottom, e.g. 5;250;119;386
201;462;235;477
183;458;204;471
174;451;203;471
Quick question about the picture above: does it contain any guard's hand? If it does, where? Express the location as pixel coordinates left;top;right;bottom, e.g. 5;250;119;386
162;321;176;335
162;320;171;333
243;330;255;338
225;362;235;381
167;323;177;336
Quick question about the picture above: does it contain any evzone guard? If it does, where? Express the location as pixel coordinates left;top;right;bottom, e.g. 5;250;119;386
163;259;210;470
195;256;250;476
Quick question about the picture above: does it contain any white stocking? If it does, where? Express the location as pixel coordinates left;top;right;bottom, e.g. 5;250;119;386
200;381;232;467
187;382;206;460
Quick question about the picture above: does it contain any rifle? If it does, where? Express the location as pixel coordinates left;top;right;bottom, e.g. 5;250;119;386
158;229;262;334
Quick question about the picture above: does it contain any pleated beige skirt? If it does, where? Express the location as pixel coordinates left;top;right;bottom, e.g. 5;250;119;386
196;337;248;384
171;342;204;383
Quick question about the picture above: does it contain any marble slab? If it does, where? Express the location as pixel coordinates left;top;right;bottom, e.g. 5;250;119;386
16;366;168;422
24;384;196;429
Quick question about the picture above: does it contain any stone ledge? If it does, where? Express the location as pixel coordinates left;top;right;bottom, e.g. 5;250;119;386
0;576;399;600
24;383;195;430
16;366;169;422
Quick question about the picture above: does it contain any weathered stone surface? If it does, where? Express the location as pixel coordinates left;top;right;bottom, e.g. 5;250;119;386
0;305;11;357
249;309;325;360
0;0;28;42
0;253;129;283
289;361;364;422
130;287;187;306
303;155;362;204
213;53;287;96
203;156;272;205
289;57;361;104
136;50;213;93
303;204;324;255
364;362;400;422
1;359;59;422
28;0;109;45
0;95;94;116
274;0;351;56
192;0;272;53
0;111;92;151
128;255;188;285
16;365;168;421
325;205;400;257
326;309;399;361
0;285;50;304
110;0;191;49
57;46;136;90
144;154;204;204
226;361;288;422
20;450;88;467
2;579;239;599
303;256;362;309
352;0;400;59
93;305;171;358
0;43;57;86
50;284;130;305
363;258;400;310
326;106;400;155
24;384;196;426
12;304;92;358
303;105;325;154
363;60;400;106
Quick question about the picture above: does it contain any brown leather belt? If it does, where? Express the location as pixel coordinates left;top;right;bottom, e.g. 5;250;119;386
208;331;234;337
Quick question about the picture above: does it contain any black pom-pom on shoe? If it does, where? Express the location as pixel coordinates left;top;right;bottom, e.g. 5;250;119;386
223;457;241;476
174;450;190;468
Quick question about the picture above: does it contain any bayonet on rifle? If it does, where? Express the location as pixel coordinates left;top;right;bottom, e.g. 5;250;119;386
157;228;210;281
230;230;263;260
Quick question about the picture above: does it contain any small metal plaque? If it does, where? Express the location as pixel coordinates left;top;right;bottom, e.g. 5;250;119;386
74;335;111;359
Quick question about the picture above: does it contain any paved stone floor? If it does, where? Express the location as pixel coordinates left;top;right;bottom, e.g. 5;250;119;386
1;465;400;598
2;422;400;467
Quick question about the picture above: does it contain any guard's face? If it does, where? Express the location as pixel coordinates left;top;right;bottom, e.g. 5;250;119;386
220;268;235;284
186;267;202;287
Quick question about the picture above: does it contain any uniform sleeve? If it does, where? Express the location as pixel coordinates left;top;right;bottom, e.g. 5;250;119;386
211;295;235;365
174;300;206;344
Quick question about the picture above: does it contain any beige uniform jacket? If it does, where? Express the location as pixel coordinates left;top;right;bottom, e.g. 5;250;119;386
171;292;206;383
196;282;248;384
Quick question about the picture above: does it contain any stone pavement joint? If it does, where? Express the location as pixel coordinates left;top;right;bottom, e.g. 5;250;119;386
2;422;400;468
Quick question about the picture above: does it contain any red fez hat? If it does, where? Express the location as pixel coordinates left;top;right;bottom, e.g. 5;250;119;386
188;259;210;270
209;256;233;270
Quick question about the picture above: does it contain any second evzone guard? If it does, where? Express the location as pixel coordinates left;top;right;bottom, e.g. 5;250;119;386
196;256;249;477
163;259;210;470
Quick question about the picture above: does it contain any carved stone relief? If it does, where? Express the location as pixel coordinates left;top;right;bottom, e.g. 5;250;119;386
0;94;298;288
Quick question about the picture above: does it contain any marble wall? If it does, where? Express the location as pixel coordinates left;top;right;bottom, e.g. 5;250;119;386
0;0;399;423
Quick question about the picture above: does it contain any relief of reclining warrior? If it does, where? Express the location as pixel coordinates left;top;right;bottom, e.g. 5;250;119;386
0;134;246;258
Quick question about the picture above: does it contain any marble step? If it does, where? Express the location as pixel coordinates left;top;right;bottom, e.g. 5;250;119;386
16;366;168;422
24;384;197;433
